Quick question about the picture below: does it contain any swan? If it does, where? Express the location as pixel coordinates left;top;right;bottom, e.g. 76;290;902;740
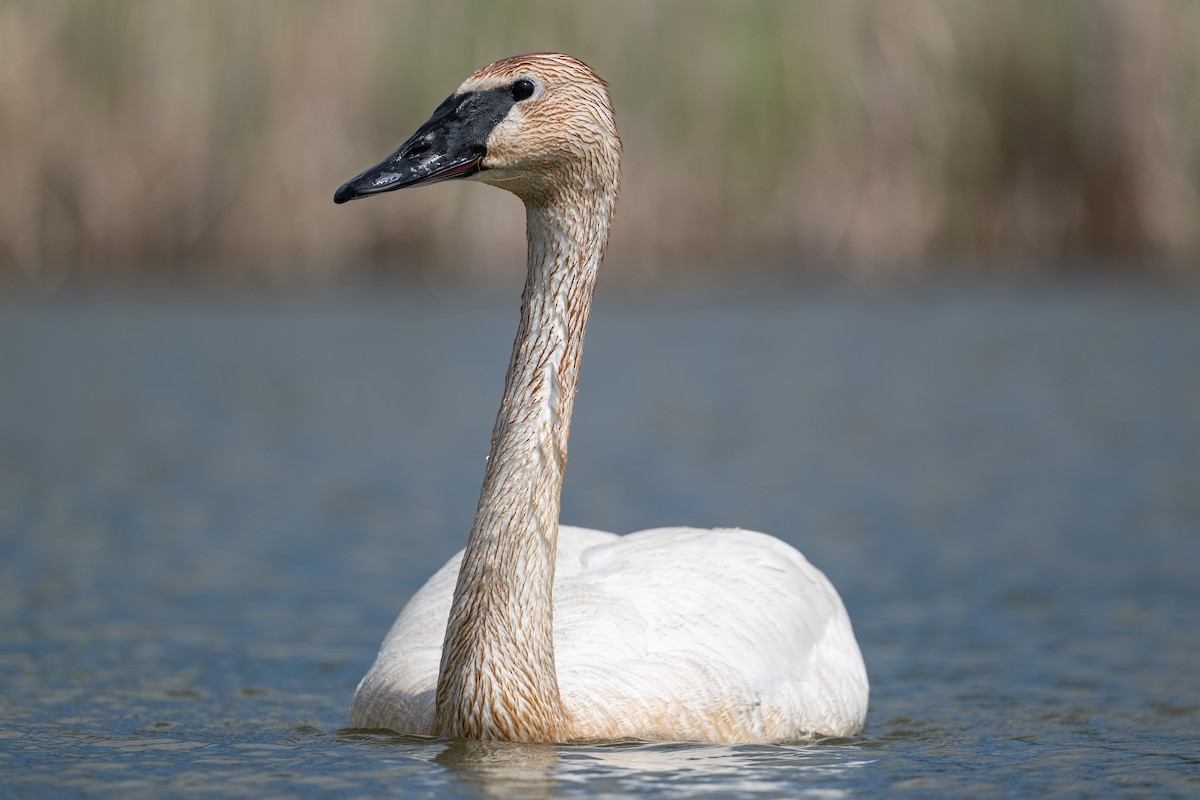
333;52;868;743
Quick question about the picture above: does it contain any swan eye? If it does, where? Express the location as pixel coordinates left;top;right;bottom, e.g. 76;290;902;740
512;79;535;101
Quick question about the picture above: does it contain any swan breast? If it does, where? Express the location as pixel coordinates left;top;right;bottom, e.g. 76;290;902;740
350;526;867;742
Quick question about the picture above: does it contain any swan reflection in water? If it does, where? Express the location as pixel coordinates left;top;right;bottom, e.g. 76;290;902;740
346;731;871;798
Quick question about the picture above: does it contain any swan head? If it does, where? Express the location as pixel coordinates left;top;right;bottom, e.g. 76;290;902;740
334;53;620;206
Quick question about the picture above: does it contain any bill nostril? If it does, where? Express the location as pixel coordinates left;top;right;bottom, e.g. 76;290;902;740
404;142;431;159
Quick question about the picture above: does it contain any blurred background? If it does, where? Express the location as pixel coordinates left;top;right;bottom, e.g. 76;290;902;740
3;0;1198;290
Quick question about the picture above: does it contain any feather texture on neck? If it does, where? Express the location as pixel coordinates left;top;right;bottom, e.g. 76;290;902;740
433;182;616;741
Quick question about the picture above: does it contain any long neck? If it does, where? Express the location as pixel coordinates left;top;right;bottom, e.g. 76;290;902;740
434;185;615;741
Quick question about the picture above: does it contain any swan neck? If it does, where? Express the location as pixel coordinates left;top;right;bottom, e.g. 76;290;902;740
434;187;612;741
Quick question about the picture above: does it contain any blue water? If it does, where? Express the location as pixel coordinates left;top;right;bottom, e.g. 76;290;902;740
2;286;1198;798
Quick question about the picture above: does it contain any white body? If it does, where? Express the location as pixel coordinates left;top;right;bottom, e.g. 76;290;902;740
351;525;868;742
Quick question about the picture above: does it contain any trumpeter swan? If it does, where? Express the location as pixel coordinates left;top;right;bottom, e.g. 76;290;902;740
334;53;867;743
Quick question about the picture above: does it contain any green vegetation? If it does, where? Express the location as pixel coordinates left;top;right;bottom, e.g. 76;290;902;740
2;0;1197;285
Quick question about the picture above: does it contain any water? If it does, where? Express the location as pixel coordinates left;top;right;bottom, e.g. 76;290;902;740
2;286;1198;798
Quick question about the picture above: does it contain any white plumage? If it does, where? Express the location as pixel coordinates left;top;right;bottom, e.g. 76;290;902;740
335;52;868;743
353;526;868;742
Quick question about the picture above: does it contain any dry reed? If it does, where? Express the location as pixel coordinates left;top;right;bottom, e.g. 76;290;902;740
2;0;1197;287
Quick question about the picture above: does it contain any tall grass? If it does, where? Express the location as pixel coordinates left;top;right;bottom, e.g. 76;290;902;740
2;0;1197;286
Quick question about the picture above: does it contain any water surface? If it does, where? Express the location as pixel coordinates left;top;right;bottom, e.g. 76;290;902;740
2;286;1197;797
